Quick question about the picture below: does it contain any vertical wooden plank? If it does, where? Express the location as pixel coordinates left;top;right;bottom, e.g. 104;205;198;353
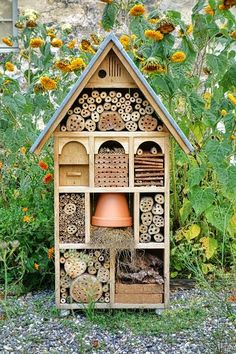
164;137;170;308
85;192;90;244
54;135;60;307
89;136;94;188
129;136;134;187
134;192;140;246
110;249;116;306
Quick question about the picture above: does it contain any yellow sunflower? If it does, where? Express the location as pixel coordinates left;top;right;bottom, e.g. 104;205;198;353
30;38;44;48
69;58;86;71
5;62;15;72
51;38;63;48
170;51;186;63
130;4;145;16
40;76;57;90
145;30;164;41
2;37;13;46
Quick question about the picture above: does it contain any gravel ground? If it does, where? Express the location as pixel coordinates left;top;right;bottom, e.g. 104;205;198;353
0;288;235;354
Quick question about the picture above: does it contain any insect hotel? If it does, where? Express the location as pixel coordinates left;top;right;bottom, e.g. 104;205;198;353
30;34;193;309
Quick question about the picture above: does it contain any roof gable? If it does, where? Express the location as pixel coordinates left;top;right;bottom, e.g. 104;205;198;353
30;33;194;154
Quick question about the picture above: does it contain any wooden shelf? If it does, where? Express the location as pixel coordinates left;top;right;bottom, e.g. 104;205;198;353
58;186;166;193
58;303;165;310
55;131;169;138
59;243;166;250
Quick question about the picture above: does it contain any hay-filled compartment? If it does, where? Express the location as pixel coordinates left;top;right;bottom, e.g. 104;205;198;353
59;249;110;304
139;193;165;243
95;140;128;188
115;249;164;304
59;193;85;243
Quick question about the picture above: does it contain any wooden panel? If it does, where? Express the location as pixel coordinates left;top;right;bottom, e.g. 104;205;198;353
89;49;135;87
59;165;89;186
115;293;163;304
59;141;88;165
115;283;163;294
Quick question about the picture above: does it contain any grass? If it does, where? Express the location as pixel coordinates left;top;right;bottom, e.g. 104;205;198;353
90;306;208;335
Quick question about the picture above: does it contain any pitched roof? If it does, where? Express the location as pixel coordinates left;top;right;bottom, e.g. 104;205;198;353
30;33;194;154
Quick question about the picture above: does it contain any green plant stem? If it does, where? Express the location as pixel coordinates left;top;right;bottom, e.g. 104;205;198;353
28;47;32;87
171;138;179;226
3;252;8;301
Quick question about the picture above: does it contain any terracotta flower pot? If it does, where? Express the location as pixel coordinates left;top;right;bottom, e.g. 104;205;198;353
92;193;132;227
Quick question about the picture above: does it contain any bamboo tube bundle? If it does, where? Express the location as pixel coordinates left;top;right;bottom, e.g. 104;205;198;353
85;119;96;132
82;102;89;109
88;104;96;112
81;109;90;118
96;96;102;104
139;194;165;243
59;193;85;243
67;109;73;115
82;93;89;100
91;111;99;122
87;97;95;104
74;107;81;114
125;106;132;114
91;90;99;98
66;115;85;132
100;91;107;99
61;125;67;132
138;115;157;131
125;121;138;132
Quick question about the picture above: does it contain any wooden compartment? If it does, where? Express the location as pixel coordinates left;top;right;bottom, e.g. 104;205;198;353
94;140;128;187
59;193;86;243
59;249;111;305
59;141;89;186
139;193;165;244
115;250;164;304
134;141;165;187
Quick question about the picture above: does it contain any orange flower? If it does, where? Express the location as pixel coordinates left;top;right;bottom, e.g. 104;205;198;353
23;215;31;223
34;262;40;270
5;62;15;72
2;37;13;46
40;76;57;90
145;30;164;41
230;31;236;40
20;146;27;154
30;37;44;48
67;39;77;49
22;207;28;212
228;93;236;105
69;58;86;71
204;5;215;16
170;51;186;63
129;4;145;16
38;160;48;170
55;60;71;73
48;246;55;259
51;38;63;48
0;161;3;169
43;173;53;184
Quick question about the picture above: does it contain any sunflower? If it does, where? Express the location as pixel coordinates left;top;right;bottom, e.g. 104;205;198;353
40;76;57;90
80;39;96;54
187;24;193;35
22;207;28;212
34;83;45;93
145;30;164;41
69;58;86;71
15;21;25;29
67;39;77;49
26;20;37;28
55;60;71;73
204;5;215;15
51;38;63;48
5;62;15;72
2;37;13;46
156;18;175;34
129;4;145;16
119;35;131;50
43;173;53;184
228;93;236;105
223;0;236;8
100;0;113;3
20;146;27;154
230;31;236;40
47;29;56;39
90;33;101;45
220;109;227;116
23;215;31;223
170;51;186;63
30;37;44;48
142;58;166;74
